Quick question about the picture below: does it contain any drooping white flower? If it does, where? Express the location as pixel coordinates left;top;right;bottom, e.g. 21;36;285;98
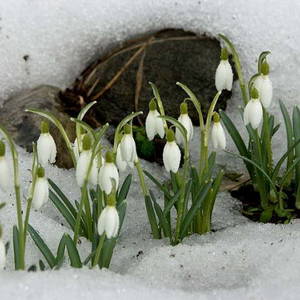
215;48;233;92
145;99;165;141
75;135;98;187
32;167;49;210
97;205;119;239
116;144;127;172
119;124;137;163
244;88;263;129
163;129;181;173
37;121;57;167
0;141;10;192
0;226;5;270
73;132;86;161
175;102;193;146
98;151;119;195
211;113;226;150
254;61;273;108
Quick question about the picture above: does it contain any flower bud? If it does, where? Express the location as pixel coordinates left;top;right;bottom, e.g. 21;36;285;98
211;113;226;150
243;88;263;129
37;121;57;167
32;167;49;210
175;103;193;146
97;205;119;239
163;129;181;173
215;48;233;91
119;125;137;163
145;100;165;141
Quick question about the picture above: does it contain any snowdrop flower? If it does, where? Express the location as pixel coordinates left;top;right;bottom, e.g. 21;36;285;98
0;141;9;192
116;144;128;172
98;151;119;195
119;124;137;163
73;129;86;160
254;61;273;108
163;129;181;173
211;112;226;150
0;227;5;270
244;87;263;129
215;48;233;91
97;205;119;239
175;102;193;146
37;121;57;167
145;99;165;141
32;167;49;210
76;135;98;187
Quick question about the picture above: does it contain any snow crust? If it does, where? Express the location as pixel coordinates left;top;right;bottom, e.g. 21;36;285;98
1;0;300;299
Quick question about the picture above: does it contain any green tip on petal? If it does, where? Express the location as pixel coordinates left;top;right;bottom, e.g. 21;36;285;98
40;121;49;134
0;141;5;157
261;61;270;75
212;112;220;123
180;102;188;114
82;134;92;151
251;87;259;99
37;166;45;178
124;124;131;134
105;150;114;163
107;185;117;205
166;129;175;142
149;99;157;111
220;47;228;60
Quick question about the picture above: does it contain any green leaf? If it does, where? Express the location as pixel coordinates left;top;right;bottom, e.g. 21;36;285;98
117;174;132;204
63;234;82;268
13;226;20;270
260;207;273;223
48;179;77;218
149;190;171;239
49;190;76;231
0;202;5;210
27;224;56;269
144;195;161;239
144;170;171;200
99;238;116;269
295;184;300;210
70;118;96;140
180;180;212;239
280;100;294;174
293;106;300;186
39;260;46;271
117;200;127;232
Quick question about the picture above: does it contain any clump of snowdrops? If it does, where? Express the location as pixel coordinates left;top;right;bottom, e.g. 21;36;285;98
219;34;300;222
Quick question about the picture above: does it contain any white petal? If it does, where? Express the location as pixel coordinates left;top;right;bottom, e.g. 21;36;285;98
176;114;193;145
163;141;181;173
75;151;90;187
145;111;157;141
88;159;98;186
32;177;49;210
215;60;233;91
104;206;119;238
116;145;127;172
98;163;119;194
0;157;9;192
154;111;165;139
260;76;273;108
97;207;108;236
37;133;56;166
120;134;136;162
211;122;226;150
245;99;263;129
0;239;5;270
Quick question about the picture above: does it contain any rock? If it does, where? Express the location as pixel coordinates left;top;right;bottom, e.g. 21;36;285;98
59;29;235;126
0;85;75;169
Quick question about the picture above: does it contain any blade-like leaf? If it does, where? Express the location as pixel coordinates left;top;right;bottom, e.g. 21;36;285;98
117;174;132;204
27;224;56;268
144;195;161;239
63;234;82;268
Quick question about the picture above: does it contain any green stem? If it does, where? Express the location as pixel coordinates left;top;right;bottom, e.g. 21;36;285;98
135;159;149;196
73;187;86;244
92;234;106;268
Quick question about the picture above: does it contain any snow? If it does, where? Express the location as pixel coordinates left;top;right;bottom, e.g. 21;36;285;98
1;0;300;299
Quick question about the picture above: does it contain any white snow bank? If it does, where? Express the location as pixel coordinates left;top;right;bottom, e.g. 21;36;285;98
1;0;300;299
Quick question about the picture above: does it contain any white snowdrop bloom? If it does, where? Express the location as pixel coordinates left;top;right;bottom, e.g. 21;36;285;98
145;99;165;141
37;121;57;167
254;61;273;108
0;238;5;270
244;88;263;129
116;144;127;172
175;102;193;146
0;141;10;192
98;151;119;195
119;124;137;163
97;205;119;239
75;135;97;187
215;48;233;92
211;113;226;150
163;129;181;173
32;167;49;210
